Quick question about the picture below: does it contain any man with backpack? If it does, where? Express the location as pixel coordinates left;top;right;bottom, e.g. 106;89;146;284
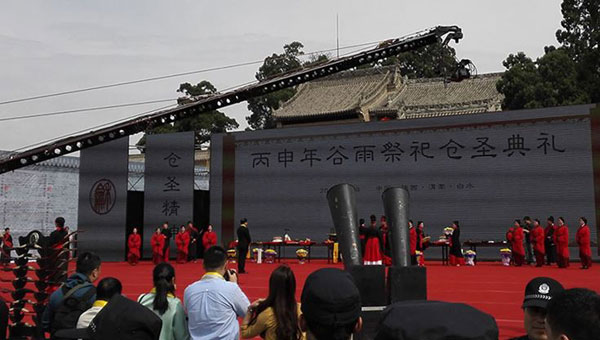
42;252;101;338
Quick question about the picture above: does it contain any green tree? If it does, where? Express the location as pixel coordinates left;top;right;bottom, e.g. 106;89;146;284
498;0;598;109
246;42;305;130
137;80;238;150
556;0;600;102
497;48;588;110
496;53;540;110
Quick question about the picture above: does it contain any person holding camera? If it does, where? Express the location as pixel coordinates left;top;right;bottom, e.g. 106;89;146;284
184;246;250;340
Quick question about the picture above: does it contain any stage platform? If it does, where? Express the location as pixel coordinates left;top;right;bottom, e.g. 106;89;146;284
5;259;598;339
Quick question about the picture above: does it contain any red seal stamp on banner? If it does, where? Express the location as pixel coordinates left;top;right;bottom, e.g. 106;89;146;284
89;179;116;215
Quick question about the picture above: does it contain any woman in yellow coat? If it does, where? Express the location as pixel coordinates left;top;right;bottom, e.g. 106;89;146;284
241;265;304;340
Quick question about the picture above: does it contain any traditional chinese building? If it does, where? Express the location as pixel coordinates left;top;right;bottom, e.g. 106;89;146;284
273;66;504;127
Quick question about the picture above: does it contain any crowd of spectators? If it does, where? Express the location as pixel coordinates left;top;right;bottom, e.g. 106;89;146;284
9;246;595;340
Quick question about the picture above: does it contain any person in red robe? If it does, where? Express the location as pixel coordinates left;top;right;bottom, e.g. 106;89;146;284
531;219;545;267
555;217;570;268
416;221;429;266
151;227;166;265
409;220;417;265
576;217;592;269
175;226;190;264
511;220;525;266
1;228;12;266
127;227;141;266
506;225;514;245
202;224;217;251
506;224;515;265
364;215;383;265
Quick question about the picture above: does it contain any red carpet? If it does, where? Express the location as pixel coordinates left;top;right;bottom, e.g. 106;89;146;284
103;259;600;339
6;259;599;339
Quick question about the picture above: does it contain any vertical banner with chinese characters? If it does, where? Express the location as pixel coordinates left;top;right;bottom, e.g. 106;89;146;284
77;137;129;261
143;131;195;258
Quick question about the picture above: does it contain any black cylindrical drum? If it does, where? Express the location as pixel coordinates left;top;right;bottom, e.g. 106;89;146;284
326;184;362;268
382;187;410;267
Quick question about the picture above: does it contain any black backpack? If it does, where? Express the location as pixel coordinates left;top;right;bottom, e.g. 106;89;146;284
50;282;96;337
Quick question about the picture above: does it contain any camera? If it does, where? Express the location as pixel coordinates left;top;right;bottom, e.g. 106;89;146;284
224;269;236;281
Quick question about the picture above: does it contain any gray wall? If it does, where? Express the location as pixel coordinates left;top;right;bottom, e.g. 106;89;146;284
211;105;598;257
0;167;78;242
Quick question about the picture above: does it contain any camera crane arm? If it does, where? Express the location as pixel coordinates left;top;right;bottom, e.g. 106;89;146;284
0;25;462;174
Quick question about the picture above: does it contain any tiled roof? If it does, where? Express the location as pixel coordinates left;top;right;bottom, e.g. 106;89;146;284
381;73;503;118
274;67;396;119
273;66;504;122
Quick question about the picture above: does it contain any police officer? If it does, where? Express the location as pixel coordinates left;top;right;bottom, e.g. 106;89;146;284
509;277;564;340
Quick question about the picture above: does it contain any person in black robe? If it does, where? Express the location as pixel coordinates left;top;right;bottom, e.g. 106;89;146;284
0;297;7;340
186;221;199;262
161;222;172;262
545;216;557;265
237;218;251;274
358;218;367;257
49;217;69;283
523;216;534;264
449;220;464;266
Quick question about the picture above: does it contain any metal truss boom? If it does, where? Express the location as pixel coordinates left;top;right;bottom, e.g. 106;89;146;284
0;26;462;174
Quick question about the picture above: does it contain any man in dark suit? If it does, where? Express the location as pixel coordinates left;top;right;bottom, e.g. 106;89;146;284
236;218;251;274
161;222;172;262
50;217;69;282
523;216;534;265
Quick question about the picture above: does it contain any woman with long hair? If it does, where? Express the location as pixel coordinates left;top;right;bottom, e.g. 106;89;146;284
241;265;303;340
138;263;190;340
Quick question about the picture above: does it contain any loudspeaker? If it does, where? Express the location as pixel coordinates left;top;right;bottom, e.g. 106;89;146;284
347;265;387;306
388;266;427;303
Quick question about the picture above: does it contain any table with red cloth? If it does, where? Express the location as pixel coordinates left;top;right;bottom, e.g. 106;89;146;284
429;240;450;265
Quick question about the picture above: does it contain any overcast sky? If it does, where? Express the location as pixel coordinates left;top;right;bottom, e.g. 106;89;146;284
0;0;563;154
